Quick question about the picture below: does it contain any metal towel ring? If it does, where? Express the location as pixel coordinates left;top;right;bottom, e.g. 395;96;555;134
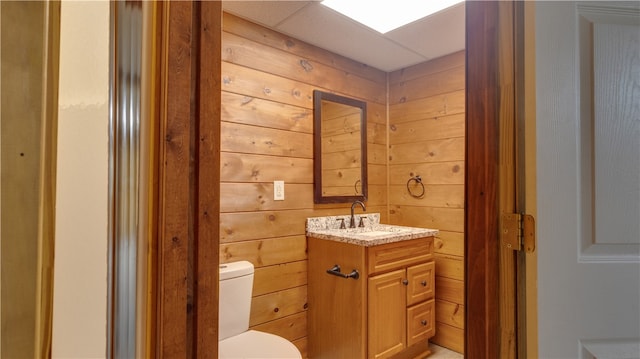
406;175;425;198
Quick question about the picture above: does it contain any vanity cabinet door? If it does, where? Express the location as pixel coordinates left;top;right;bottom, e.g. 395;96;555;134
368;269;406;359
406;261;435;306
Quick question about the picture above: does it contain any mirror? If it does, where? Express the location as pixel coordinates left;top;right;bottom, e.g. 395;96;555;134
313;90;367;204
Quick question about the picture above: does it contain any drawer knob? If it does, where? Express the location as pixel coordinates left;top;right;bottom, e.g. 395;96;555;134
421;280;427;287
421;320;428;326
402;279;409;285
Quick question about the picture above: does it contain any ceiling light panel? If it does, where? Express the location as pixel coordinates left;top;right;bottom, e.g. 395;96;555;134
321;0;464;33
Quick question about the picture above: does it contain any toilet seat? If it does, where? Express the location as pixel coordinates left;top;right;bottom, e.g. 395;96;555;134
219;330;302;359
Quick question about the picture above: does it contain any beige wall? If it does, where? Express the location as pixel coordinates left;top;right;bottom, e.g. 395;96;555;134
0;2;46;357
52;1;109;358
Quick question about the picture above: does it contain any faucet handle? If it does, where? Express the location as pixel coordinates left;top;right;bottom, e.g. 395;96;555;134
358;216;367;228
336;218;346;229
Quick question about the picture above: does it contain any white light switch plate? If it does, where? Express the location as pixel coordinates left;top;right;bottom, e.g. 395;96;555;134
274;180;284;200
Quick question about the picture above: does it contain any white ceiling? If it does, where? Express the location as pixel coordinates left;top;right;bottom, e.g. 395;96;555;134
222;1;466;72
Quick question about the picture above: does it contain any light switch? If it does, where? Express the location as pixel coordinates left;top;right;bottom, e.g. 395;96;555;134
274;180;284;200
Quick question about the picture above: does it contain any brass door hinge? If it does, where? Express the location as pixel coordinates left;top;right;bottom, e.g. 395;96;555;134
501;213;536;253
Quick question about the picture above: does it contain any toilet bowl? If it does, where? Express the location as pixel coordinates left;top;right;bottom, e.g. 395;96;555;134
219;261;301;359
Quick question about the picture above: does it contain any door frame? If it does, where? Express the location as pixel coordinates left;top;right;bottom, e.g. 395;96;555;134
465;1;531;357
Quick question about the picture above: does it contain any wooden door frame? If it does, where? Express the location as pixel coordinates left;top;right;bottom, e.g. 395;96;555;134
465;1;525;358
150;1;523;357
153;2;221;357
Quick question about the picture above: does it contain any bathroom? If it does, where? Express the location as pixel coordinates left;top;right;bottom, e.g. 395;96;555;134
217;2;465;357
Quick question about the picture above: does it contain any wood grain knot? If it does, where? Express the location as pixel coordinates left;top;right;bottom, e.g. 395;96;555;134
389;124;397;131
452;164;460;173
268;214;276;221
299;59;313;72
273;307;279;313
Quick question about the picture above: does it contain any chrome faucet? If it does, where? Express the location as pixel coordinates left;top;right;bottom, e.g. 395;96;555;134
349;200;366;228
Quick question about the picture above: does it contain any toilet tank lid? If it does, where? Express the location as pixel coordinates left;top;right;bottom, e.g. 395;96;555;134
219;261;254;280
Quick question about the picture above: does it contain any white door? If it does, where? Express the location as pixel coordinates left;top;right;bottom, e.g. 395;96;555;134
536;1;640;358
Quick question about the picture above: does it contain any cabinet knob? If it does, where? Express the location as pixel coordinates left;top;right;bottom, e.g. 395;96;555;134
421;280;427;287
402;279;409;285
421;320;428;326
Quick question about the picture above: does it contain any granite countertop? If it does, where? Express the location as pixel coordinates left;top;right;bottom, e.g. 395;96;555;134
306;213;438;247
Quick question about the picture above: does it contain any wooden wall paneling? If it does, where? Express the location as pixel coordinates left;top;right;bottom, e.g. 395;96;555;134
389;114;465;143
222;31;385;103
388;50;466;84
389;90;465;123
434;254;464;281
251;311;308;343
436;300;465;329
221;122;313;158
435;277;464;304
221;152;313;183
434;231;465;257
389;66;465;104
387;184;464;208
222;12;386;84
388;47;466;354
432;323;465;353
465;1;500;358
388;162;464;186
389;206;464;233
219;9;387;354
221;92;312;133
249;285;308;326
253;261;308;297
222;62;314;108
220;209;315;243
368;144;387;166
220;183;314;212
220;236;308;268
389;138;465;164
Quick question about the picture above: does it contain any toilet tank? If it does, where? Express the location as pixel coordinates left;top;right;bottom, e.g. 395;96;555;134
219;261;254;341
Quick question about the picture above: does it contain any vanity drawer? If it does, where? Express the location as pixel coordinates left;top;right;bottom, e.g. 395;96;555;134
407;299;435;347
406;261;435;306
367;237;433;275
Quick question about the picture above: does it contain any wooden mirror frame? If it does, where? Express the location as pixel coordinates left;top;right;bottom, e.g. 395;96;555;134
313;90;368;204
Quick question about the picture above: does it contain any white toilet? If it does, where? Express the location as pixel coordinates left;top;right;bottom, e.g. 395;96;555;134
219;261;302;359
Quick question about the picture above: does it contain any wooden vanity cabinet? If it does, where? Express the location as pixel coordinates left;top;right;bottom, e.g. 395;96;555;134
308;236;435;359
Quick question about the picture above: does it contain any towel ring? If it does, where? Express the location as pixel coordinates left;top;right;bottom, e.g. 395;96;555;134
406;175;425;198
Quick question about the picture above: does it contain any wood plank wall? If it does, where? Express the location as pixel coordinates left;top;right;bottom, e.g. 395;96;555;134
219;13;387;357
220;12;465;356
388;51;466;353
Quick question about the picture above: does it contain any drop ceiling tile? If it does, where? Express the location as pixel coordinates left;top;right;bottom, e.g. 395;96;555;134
275;2;427;72
386;3;465;61
222;1;315;28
